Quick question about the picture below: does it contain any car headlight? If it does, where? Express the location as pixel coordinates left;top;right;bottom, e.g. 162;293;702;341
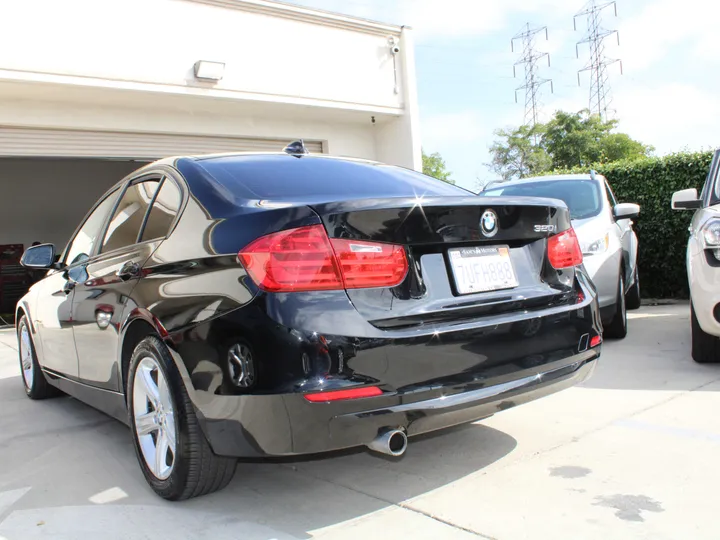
701;220;720;260
583;233;609;255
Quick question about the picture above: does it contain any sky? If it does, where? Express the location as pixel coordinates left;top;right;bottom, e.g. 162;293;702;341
284;0;720;192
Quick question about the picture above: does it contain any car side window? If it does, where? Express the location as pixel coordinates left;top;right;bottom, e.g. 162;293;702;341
140;179;182;242
64;190;120;266
101;179;162;253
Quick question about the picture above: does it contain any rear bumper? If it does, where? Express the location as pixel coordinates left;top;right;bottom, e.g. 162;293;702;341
162;266;601;458
329;353;597;444
197;351;598;458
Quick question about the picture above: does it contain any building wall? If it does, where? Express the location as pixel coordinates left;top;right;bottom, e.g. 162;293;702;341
0;159;142;249
375;28;422;172
0;0;420;170
0;0;402;110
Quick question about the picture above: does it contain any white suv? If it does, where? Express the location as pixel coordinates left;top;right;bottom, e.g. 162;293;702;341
672;150;720;363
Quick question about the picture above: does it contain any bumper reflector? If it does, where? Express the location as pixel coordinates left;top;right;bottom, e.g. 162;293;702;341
304;386;383;402
590;335;602;347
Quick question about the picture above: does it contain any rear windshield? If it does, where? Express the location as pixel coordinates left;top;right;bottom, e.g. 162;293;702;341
481;179;602;220
195;155;468;200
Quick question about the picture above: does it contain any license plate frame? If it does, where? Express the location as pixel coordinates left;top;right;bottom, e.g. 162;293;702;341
448;246;519;295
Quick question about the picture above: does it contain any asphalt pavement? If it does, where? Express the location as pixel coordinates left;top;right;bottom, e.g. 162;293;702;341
0;303;718;539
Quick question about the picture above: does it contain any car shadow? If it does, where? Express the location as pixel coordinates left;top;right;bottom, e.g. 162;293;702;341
0;374;516;540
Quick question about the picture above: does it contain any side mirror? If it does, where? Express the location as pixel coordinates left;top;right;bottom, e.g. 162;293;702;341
671;188;702;210
613;203;640;221
20;244;56;269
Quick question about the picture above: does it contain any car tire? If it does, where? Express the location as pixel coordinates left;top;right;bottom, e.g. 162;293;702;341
17;315;59;399
604;275;628;339
691;302;720;364
625;267;641;311
127;335;237;500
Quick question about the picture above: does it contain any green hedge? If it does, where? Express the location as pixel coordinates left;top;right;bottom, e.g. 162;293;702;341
552;151;714;299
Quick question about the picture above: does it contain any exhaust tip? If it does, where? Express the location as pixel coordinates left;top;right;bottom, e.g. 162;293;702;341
367;428;408;457
387;430;408;456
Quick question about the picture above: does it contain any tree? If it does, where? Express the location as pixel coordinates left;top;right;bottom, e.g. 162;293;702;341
422;150;455;184
488;124;551;181
600;133;651;164
542;109;651;169
488;109;652;181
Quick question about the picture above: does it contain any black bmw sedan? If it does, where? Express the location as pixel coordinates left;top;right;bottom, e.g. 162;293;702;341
16;147;601;500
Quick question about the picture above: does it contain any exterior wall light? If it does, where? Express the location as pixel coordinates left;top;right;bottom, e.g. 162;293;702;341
193;60;225;81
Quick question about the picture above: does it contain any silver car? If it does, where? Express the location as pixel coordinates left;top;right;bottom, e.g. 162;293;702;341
481;172;640;338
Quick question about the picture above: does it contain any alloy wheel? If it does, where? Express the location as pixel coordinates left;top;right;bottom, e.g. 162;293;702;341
133;357;177;480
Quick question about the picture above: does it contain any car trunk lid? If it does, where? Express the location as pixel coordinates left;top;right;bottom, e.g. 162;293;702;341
310;196;580;329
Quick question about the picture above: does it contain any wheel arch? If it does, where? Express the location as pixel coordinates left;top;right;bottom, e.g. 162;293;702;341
14;301;45;364
119;309;168;395
15;301;32;332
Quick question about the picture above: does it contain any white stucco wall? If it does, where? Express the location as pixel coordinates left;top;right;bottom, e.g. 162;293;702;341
375;28;422;172
0;0;402;111
0;0;420;169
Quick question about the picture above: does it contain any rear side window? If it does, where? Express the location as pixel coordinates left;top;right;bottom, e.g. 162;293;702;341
141;179;182;242
195;155;468;200
102;179;161;253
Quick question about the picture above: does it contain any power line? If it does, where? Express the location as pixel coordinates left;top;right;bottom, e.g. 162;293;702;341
574;1;623;120
511;23;554;128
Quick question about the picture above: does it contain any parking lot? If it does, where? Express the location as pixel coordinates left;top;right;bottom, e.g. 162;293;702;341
0;303;717;539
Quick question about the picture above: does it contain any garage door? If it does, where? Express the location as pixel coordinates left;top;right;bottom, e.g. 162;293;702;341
0;127;325;158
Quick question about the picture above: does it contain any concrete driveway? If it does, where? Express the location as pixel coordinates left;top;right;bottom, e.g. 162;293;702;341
0;304;718;539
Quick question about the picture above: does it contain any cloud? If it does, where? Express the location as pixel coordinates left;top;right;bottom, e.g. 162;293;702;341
285;0;579;39
613;83;720;154
618;0;720;71
398;0;576;38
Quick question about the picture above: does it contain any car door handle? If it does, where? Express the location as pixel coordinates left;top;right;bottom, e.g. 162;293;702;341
62;281;75;295
116;261;141;281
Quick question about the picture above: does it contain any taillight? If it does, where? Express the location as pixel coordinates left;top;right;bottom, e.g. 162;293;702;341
330;238;408;289
238;224;408;292
548;229;583;269
238;225;343;292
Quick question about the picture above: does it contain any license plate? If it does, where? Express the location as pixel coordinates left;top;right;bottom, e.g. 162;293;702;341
448;246;518;295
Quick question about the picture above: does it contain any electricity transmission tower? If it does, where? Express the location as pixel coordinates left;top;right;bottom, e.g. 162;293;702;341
574;1;622;120
511;24;553;127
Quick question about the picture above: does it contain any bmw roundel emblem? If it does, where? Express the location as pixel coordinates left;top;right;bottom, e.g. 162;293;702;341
481;209;499;238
